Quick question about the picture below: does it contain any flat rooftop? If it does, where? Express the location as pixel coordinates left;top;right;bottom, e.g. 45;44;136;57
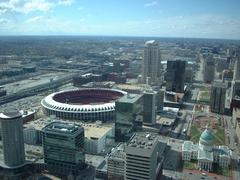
212;81;227;88
182;141;198;152
145;40;158;46
0;110;22;119
109;144;125;159
83;123;113;139
157;115;175;126
116;84;142;91
116;84;151;91
24;118;53;130
127;132;158;150
117;93;142;104
44;121;81;134
24;118;113;139
144;90;157;95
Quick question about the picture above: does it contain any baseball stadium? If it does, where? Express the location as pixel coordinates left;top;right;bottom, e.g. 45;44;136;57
41;88;127;122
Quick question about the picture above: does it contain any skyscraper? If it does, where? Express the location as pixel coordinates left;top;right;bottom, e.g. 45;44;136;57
43;121;85;176
142;40;161;85
210;81;227;114
125;133;161;180
115;94;143;142
0;109;25;167
165;60;186;93
203;55;215;83
232;80;240;99
233;58;240;80
152;86;164;111
143;90;156;125
231;58;240;99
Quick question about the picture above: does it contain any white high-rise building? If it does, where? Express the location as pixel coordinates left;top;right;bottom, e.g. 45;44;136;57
142;40;161;85
0;109;25;167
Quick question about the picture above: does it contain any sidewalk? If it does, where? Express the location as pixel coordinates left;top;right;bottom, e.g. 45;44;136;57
185;169;231;180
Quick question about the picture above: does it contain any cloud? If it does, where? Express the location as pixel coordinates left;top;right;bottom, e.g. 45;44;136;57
22;0;53;13
144;1;158;7
0;0;73;14
0;18;8;24
0;0;53;14
0;12;239;39
65;14;240;39
58;0;73;6
25;16;43;23
147;14;240;39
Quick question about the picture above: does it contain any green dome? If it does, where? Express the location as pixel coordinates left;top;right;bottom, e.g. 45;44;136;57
200;128;214;144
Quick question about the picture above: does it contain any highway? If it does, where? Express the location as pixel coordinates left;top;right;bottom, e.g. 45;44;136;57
0;69;93;105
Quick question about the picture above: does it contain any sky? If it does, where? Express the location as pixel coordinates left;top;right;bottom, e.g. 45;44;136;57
0;0;240;39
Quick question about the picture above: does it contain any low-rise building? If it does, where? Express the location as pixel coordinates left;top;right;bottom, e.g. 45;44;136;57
21;110;36;124
83;122;114;154
23;118;114;154
182;141;198;161
157;107;178;127
115;83;151;94
23;118;53;145
182;127;231;171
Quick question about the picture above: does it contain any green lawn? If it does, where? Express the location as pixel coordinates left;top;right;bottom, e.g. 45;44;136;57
183;160;198;170
222;168;230;177
184;160;230;176
214;128;226;145
201;91;210;97
198;91;211;104
212;165;230;177
202;86;211;91
190;125;201;143
191;125;199;135
190;125;225;145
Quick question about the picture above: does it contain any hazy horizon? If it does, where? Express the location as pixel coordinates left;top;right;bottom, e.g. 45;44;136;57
0;0;240;39
0;35;239;41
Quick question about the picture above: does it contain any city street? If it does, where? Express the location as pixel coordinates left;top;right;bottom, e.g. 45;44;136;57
182;170;230;180
223;115;240;180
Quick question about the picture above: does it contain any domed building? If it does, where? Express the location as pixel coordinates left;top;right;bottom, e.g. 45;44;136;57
182;127;231;171
199;128;214;149
198;128;214;171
